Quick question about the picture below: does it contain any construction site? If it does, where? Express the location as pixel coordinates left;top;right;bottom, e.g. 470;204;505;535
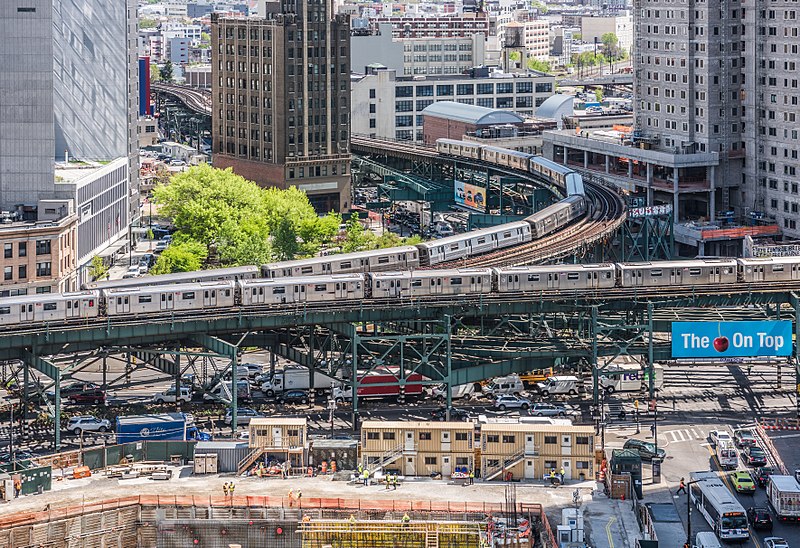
1;493;546;548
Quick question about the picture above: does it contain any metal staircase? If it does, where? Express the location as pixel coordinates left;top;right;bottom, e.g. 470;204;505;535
365;443;406;474
425;529;439;548
237;447;265;476
483;448;526;481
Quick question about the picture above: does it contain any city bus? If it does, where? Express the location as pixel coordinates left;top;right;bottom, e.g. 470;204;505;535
689;471;749;541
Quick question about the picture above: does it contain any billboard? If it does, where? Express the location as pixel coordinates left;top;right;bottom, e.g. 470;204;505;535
454;180;486;212
671;321;792;358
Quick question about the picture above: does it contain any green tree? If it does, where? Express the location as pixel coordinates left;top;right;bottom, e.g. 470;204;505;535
161;60;174;83
594;89;604;103
139;17;158;29
150;63;161;82
153;165;340;265
531;1;548;12
572;33;582;41
341;214;373;253
150;240;208;274
601;33;619;60
88;256;108;281
527;59;552;73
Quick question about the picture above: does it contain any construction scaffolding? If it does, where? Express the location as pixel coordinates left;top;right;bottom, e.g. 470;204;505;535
299;519;485;548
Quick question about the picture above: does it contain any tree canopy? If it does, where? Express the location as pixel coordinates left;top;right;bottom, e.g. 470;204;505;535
161;60;174;83
527;59;552;73
601;33;620;59
151;240;208;274
336;213;422;254
153;165;341;267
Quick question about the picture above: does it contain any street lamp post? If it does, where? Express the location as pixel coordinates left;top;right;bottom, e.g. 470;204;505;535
685;477;709;548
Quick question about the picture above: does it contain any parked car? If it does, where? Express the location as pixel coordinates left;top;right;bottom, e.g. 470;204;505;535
278;390;309;405
152;386;192;404
747;506;773;530
46;381;100;399
709;430;732;446
764;538;789;548
742;445;768;466
493;395;531;411
122;265;140;279
754;466;775;487
223;407;263;426
67;415;111;435
430;407;470;421
529;403;567;417
623;439;666;461
239;363;264;378
731;471;756;494
733;428;758;448
67;389;106;405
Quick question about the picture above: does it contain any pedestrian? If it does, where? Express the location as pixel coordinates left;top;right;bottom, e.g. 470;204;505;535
223;482;229;497
330;460;337;473
650;423;656;437
288;489;294;507
677;477;687;494
296;490;302;506
13;478;21;498
469;470;474;485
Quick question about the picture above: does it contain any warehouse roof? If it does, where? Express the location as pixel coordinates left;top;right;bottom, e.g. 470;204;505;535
536;94;575;120
421;101;525;126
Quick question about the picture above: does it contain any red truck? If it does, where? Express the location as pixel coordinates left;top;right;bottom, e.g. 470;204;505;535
332;372;424;402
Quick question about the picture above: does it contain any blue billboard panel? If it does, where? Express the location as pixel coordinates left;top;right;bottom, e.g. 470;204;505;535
671;321;792;358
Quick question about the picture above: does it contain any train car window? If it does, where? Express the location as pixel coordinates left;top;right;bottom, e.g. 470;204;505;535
336;283;340;290
301;267;313;275
411;280;422;287
43;303;57;311
139;296;152;303
169;294;174;301
412;252;417;259
314;284;327;292
204;291;209;298
688;268;701;276
477;238;486;245
508;276;514;283
527;275;539;282
450;278;462;285
252;288;257;296
437;279;442;286
356;282;361;289
259;288;264;295
339;261;351;269
450;244;459;251
650;270;662;277
567;273;579;280
773;265;784;272
294;286;299;293
375;281;381;288
161;294;166;302
74;300;79;308
117;298;122;305
183;292;195;300
301;286;305;292
273;287;286;294
378;257;389;264
20;305;24;313
504;232;512;238
67;301;72;309
470;277;474;284
124;297;128;304
0;307;9;315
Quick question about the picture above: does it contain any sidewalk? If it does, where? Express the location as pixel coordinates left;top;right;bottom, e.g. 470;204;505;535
106;240;155;280
584;488;641;548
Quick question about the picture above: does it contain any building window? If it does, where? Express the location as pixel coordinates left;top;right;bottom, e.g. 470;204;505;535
416;85;434;97
456;84;474;95
516;81;533;93
576;461;590;469
419;432;432;441
476;83;494;94
424;456;437;465
456;457;469;466
36;240;51;255
436;85;453;96
486;434;500;443
487;459;500;468
396;115;414;127
383;432;396;440
18;265;26;279
395;100;413;112
576;436;590;445
502;435;516;444
35;286;51;294
545;435;557;444
496;82;513;94
3;244;11;259
36;262;51;277
476;98;494;108
395;86;414;97
3;267;11;281
369;88;376;99
18;242;26;257
496;97;514;108
367;432;380;440
544;460;557;469
455;432;468;441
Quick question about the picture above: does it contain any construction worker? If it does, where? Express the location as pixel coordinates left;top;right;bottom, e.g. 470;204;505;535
469;470;474;485
288;489;294;507
560;467;566;482
393;474;398;490
229;482;235;497
296;490;302;506
357;464;364;476
386;475;391;490
223;482;229;497
402;512;411;527
302;514;311;524
362;469;369;486
321;461;328;474
330;460;337;473
349;514;357;527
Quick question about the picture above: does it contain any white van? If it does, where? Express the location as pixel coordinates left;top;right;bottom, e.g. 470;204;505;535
535;376;580;397
483;374;525;396
694;532;722;548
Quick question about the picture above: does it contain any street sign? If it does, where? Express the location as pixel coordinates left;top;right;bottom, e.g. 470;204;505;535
671;321;793;358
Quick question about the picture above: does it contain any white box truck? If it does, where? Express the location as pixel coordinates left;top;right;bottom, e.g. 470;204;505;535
428;383;476;401
483;374;525;396
259;367;340;397
599;364;664;394
767;475;800;521
535;376;580;397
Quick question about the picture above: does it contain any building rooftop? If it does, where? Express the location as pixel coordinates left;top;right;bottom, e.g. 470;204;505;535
422;101;525;126
54;157;127;186
536;94;575;120
361;420;475;430
250;417;308;426
481;422;595;433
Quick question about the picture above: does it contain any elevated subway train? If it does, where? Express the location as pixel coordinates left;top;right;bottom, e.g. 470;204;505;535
7;257;800;327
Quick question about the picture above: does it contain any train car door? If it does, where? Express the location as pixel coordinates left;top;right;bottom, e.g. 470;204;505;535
162;292;175;311
547;272;559;289
751;265;765;282
469;276;482;292
709;267;721;284
507;274;520;291
294;284;307;302
66;299;80;319
202;289;216;308
588;271;600;289
335;282;348;299
19;303;34;322
115;296;130;314
431;277;443;295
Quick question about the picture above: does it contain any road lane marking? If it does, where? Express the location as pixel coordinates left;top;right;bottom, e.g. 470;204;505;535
606;516;617;548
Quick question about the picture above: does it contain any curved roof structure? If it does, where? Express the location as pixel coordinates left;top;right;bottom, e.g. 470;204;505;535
536;94;574;121
421;101;525;126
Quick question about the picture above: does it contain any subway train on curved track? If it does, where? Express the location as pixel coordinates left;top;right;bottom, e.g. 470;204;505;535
3;257;800;326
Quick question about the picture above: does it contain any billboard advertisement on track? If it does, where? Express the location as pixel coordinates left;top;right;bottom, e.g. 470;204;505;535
454;180;486;212
671;321;792;358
